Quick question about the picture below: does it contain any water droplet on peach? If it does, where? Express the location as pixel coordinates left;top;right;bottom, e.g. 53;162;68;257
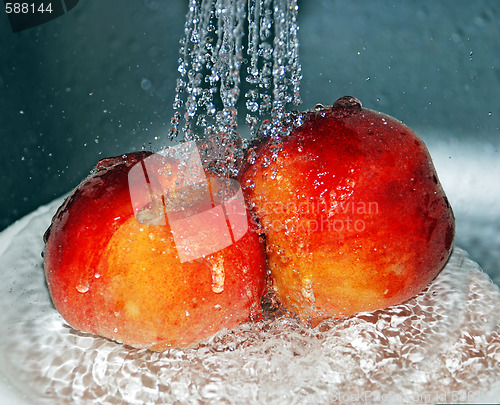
280;255;290;264
333;96;362;110
209;256;225;293
76;283;89;293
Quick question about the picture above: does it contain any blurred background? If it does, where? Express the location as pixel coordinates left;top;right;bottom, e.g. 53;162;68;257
1;0;499;283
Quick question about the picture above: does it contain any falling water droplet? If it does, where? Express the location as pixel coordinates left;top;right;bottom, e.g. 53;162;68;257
246;100;259;113
169;0;302;175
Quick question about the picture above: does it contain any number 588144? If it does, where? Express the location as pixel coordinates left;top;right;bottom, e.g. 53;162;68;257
5;3;53;14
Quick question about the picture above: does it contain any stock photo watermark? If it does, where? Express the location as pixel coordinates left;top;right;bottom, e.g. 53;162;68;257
258;198;379;235
4;0;80;32
128;141;248;263
313;389;482;404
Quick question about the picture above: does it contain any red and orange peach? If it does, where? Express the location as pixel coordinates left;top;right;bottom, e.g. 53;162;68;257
43;151;266;350
238;96;455;324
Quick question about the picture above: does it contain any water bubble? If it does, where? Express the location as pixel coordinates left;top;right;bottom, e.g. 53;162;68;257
141;78;152;91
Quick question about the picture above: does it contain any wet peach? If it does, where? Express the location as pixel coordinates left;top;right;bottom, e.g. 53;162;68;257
43;151;266;350
239;97;455;324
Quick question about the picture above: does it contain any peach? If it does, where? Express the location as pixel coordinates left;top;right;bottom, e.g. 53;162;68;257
43;150;266;350
238;96;455;324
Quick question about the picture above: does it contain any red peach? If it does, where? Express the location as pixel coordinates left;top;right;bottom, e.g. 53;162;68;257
238;96;455;324
43;151;266;350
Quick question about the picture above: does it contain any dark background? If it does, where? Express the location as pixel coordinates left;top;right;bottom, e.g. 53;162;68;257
1;0;499;280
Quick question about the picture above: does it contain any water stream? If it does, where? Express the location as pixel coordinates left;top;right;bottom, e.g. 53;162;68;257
170;0;301;176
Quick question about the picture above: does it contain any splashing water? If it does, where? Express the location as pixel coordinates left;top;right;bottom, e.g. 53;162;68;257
170;0;302;176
